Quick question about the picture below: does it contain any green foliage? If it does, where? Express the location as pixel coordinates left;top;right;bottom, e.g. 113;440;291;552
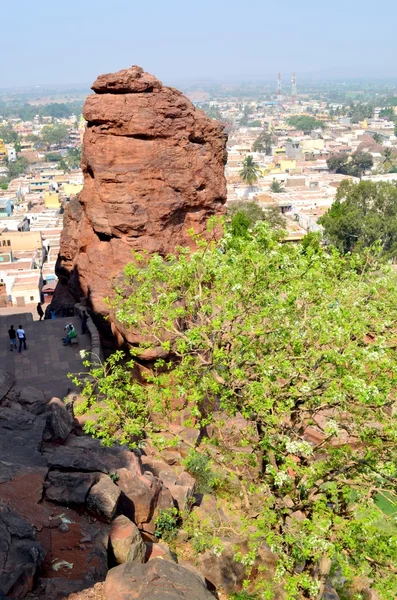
379;107;395;120
327;152;373;177
154;508;180;542
183;450;218;494
45;152;62;162
0;182;8;190
371;132;383;144
349;102;374;124
107;223;397;598
319;179;397;257
228;201;285;236
71;350;149;447
287;115;325;132
270;180;285;193
0;124;19;144
0;100;83;121
239;155;261;186
64;146;81;169
253;132;272;155
7;156;28;179
109;472;119;484
41;124;69;148
246;120;261;128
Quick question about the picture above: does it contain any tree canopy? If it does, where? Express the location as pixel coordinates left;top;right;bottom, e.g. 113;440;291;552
41;124;70;148
75;222;397;599
319;179;397;257
252;131;272;155
327;152;373;177
287;115;325;133
227;200;285;236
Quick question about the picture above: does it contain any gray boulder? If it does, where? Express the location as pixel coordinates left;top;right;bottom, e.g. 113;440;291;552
45;470;99;504
86;474;121;520
42;397;74;443
0;504;45;598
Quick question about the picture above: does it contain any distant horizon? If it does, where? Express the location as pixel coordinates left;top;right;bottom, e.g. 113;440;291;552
1;66;397;95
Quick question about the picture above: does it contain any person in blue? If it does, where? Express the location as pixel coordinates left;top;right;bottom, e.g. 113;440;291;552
16;325;27;353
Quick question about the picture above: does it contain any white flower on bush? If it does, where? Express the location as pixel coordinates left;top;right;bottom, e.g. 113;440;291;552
324;420;340;437
274;471;292;487
285;439;313;457
79;349;88;360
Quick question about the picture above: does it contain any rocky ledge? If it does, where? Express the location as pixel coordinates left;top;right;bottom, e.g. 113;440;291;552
0;370;212;600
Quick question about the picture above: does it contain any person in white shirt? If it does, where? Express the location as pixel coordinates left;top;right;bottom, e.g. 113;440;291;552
16;325;27;353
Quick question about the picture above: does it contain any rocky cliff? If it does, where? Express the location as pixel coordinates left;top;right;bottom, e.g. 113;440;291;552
53;66;227;343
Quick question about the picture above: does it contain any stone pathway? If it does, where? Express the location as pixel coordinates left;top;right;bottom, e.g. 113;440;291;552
0;313;90;399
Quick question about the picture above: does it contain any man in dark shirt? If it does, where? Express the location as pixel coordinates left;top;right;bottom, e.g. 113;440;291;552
8;325;17;351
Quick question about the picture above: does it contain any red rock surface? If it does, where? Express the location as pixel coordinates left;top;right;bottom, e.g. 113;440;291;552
54;65;227;342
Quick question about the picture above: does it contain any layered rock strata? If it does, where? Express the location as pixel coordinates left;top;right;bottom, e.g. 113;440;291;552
54;65;227;345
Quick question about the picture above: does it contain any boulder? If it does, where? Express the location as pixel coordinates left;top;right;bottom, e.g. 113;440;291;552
86;475;121;520
104;557;213;600
51;65;227;347
0;370;15;403
45;470;99;504
42;397;74;443
116;468;161;530
0;504;45;598
110;515;146;564
197;538;247;594
18;386;47;414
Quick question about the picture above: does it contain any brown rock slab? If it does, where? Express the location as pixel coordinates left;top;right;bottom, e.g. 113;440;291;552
104;558;213;600
110;515;146;564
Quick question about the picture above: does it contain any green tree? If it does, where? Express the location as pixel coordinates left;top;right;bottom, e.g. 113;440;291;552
287;115;325;133
379;108;395;120
6;156;29;179
327;152;373;178
319;179;397;257
239;155;261;187
371;132;383;144
228;200;285;236
75;223;397;599
0;124;19;145
41;124;69;149
65;146;82;169
270;179;285;193
252;132;272;155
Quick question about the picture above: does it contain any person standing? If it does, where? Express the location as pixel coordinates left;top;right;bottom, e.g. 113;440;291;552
37;302;44;321
8;325;17;351
81;310;89;334
16;325;27;353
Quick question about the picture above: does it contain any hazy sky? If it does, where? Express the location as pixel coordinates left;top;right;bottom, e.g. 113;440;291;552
1;0;396;88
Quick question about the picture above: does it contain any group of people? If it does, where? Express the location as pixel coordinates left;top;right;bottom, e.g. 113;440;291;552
8;325;27;353
7;308;90;353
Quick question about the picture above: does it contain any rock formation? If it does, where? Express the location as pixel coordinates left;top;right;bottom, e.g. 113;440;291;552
53;65;227;344
0;370;201;599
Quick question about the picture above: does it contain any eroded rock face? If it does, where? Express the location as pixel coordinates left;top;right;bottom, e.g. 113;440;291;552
54;65;227;343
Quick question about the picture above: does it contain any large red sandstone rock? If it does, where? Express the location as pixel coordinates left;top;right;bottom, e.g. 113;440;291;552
54;65;227;345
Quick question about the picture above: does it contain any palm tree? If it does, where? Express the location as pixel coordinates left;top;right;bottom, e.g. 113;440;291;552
270;180;285;193
383;148;393;173
239;155;261;187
